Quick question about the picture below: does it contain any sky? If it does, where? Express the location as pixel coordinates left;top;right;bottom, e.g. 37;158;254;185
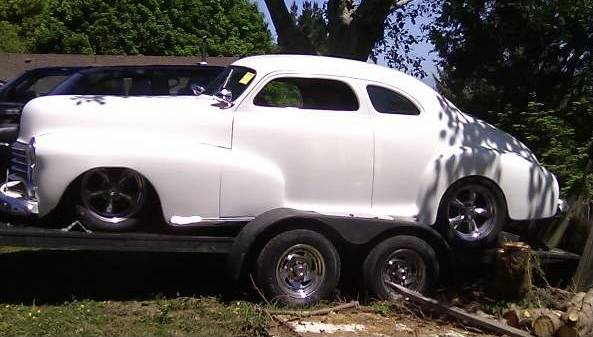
253;0;439;86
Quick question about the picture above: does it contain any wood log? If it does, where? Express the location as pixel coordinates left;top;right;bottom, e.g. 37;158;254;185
385;281;535;337
559;289;593;337
532;309;563;337
504;308;538;329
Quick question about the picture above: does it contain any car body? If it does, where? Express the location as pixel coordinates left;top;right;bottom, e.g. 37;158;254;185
0;55;562;245
0;64;224;179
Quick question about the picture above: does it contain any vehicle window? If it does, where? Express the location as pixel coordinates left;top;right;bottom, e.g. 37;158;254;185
203;66;256;101
88;77;126;96
367;85;420;115
253;79;303;108
254;78;359;111
8;74;69;102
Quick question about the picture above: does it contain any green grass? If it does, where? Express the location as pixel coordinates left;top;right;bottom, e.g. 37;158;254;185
0;297;269;337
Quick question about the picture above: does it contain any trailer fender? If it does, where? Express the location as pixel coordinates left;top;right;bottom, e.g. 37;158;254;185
226;208;450;280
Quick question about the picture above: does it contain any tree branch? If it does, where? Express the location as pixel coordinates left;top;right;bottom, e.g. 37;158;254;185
263;0;316;53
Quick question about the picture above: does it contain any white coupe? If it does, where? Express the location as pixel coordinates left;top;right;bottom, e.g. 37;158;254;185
0;55;561;247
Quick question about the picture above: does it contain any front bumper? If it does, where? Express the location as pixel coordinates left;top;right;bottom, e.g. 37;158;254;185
0;181;39;217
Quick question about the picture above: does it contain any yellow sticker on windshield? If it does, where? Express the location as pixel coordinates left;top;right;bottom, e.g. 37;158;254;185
239;72;255;85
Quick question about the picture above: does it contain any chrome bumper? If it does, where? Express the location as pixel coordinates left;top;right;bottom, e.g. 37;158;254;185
0;181;39;217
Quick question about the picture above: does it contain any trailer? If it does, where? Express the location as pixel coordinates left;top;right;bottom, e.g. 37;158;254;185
0;208;579;306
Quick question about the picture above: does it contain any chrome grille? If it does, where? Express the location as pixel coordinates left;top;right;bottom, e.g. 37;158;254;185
8;141;32;183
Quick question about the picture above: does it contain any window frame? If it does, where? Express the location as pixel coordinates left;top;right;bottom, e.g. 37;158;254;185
244;73;364;114
364;82;424;117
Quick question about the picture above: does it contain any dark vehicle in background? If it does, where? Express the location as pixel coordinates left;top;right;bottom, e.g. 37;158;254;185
0;67;81;174
0;64;224;176
0;80;6;87
50;65;223;97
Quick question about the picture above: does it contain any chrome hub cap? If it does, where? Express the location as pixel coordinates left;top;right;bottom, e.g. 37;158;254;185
382;249;425;292
447;186;495;241
276;244;325;299
81;168;145;223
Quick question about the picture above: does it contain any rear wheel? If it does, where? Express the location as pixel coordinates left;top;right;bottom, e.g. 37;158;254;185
255;229;340;306
363;236;438;300
76;167;147;232
437;178;507;248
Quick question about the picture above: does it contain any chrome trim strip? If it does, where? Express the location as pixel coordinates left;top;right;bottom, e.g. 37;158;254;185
170;216;255;226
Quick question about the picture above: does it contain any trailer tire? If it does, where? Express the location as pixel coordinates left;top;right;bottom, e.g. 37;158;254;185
363;235;438;300
255;229;340;306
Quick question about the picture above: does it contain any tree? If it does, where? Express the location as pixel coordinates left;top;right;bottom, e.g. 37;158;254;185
265;0;438;78
0;0;273;57
0;21;26;53
431;0;593;196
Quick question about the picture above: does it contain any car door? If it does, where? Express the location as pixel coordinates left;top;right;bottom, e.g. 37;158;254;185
221;74;374;217
365;82;437;220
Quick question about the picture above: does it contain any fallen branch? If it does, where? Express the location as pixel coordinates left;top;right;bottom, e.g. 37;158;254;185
268;301;360;317
385;281;535;337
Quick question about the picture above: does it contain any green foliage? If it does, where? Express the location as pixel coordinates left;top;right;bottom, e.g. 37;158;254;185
0;0;273;57
432;0;593;196
0;21;26;52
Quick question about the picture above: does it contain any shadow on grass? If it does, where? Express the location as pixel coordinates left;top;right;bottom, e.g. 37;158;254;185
0;250;240;305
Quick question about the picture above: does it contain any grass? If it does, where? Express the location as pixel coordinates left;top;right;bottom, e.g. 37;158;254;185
0;297;269;336
0;247;271;336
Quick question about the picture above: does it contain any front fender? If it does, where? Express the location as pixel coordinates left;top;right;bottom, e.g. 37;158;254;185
34;131;227;220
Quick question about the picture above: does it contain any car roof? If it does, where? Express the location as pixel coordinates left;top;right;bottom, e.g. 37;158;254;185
76;64;225;73
233;54;435;96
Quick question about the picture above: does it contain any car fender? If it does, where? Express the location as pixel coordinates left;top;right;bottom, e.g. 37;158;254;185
34;131;227;220
415;145;558;225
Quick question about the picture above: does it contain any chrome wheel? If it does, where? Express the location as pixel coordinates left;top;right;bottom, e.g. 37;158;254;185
81;168;145;223
447;185;496;241
382;249;426;293
276;244;326;299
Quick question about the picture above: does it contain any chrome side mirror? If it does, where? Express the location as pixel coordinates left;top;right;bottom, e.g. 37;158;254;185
213;88;233;108
215;88;232;102
191;84;205;96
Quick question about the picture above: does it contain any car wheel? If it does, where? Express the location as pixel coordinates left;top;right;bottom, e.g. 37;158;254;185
76;167;147;232
437;178;507;248
363;236;438;300
255;229;340;306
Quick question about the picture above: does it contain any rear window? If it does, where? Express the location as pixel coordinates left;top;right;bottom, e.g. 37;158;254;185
367;85;420;115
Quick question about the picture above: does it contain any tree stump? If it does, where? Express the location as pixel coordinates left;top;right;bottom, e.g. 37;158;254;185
496;242;534;298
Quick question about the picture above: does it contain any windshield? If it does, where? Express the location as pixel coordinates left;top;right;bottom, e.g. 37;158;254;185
203;66;256;101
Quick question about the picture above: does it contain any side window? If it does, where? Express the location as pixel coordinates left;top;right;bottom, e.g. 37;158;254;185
367;85;420;115
254;78;359;111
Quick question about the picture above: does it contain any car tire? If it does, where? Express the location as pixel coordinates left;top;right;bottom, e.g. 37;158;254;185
363;235;438;300
437;178;507;248
76;167;147;232
255;229;340;306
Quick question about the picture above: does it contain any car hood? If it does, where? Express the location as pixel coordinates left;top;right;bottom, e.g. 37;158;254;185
18;95;230;146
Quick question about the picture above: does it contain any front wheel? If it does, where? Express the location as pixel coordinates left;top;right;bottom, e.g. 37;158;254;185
254;229;340;306
76;167;147;232
437;178;507;248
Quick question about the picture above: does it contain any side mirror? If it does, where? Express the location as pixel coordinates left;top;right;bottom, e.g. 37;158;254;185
215;88;232;102
191;83;205;96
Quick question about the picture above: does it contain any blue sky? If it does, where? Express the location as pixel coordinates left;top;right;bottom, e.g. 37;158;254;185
252;0;439;86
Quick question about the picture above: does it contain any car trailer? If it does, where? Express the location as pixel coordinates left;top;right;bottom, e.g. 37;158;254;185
0;208;580;306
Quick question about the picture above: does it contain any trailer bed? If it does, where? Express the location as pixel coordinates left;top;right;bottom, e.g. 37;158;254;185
0;222;234;254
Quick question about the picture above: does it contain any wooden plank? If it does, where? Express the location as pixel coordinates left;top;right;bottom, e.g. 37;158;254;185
385;281;535;337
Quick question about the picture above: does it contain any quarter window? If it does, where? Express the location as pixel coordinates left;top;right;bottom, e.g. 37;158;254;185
367;85;420;115
254;78;359;111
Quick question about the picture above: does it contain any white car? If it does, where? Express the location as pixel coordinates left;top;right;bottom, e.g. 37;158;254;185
0;55;561;247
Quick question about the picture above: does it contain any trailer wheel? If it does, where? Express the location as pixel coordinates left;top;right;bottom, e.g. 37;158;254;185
363;236;438;300
76;167;147;232
255;229;340;306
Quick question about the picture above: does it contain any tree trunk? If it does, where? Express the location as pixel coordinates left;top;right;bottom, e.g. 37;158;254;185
496;242;534;299
573;221;593;292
